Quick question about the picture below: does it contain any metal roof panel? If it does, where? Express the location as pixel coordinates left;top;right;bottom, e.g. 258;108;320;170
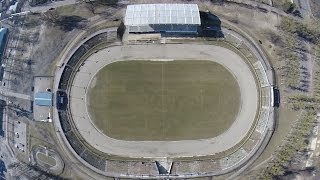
124;4;201;26
34;92;52;106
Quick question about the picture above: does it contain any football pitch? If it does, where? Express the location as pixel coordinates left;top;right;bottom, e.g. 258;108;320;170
87;60;240;141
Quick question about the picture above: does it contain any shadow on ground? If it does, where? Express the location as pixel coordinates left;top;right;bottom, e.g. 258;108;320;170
199;11;224;38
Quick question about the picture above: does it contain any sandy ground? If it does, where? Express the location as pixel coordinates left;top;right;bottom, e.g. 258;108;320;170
69;44;259;158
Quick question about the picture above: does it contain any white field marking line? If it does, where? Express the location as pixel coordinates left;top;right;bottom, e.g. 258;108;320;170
161;62;164;136
149;59;174;61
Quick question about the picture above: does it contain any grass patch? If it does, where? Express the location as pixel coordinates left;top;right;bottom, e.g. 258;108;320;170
87;60;240;141
55;4;94;19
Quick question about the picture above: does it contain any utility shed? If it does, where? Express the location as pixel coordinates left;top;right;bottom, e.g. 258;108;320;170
34;92;53;106
124;4;201;34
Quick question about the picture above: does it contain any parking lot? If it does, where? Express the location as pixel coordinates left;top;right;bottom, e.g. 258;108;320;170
13;120;26;153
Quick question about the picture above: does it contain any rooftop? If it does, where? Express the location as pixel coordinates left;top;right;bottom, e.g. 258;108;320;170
34;92;52;106
0;28;8;52
124;4;201;26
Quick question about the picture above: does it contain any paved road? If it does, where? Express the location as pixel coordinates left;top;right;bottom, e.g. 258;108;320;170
0;88;31;101
296;0;312;18
291;0;314;93
225;0;289;17
0;140;16;180
69;44;259;158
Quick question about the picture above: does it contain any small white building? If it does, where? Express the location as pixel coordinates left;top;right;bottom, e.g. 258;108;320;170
124;4;201;34
8;1;18;14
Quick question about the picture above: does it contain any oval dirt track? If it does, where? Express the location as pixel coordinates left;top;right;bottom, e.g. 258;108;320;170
69;44;259;158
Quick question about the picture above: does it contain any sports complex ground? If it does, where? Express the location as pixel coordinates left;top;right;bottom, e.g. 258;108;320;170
51;23;275;178
68;44;259;158
87;60;240;141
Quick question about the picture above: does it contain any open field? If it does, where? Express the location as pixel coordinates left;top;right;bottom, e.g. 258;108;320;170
87;60;240;141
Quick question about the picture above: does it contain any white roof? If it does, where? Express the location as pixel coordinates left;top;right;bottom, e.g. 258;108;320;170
8;2;18;12
125;4;201;26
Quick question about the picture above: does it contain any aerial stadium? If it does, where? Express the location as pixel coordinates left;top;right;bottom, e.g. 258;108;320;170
53;3;275;179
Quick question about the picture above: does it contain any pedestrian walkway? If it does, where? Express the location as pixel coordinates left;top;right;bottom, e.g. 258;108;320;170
0;87;31;100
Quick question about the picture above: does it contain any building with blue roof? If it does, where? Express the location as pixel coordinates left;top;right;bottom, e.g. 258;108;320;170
0;28;8;60
0;28;8;82
34;92;53;106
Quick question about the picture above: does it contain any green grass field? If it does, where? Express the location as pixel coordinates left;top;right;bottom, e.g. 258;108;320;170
87;60;240;141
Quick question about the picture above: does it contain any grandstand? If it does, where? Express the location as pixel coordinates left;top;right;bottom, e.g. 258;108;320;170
220;148;248;170
57;31;112;172
0;100;5;137
256;107;270;134
254;61;270;87
124;4;201;34
80;150;106;171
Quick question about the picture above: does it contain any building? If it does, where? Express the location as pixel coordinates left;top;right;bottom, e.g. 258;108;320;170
33;77;53;122
34;92;52;106
0;28;8;59
8;1;18;14
0;28;8;82
124;4;201;34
